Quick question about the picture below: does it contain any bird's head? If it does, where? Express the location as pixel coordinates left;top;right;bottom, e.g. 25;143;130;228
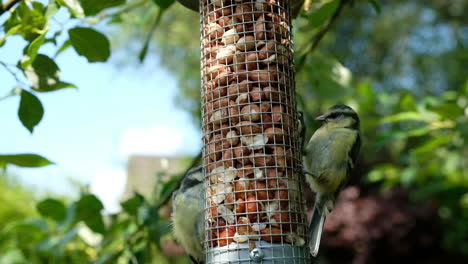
316;104;360;130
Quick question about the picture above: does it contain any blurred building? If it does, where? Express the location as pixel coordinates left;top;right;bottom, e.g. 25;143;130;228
121;155;186;200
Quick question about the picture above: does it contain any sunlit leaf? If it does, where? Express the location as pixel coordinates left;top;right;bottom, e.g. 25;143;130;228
413;135;453;154
366;164;400;189
460;193;468;208
37;198;67;221
429;104;463;120
0;154;53;168
381;111;431;123
400;93;416;111
21;34;46;68
45;1;59;18
57;0;85;18
18;89;43;132
24;54;74;92
0;249;27;263
6;1;47;42
69;27;110;62
0;25;22;47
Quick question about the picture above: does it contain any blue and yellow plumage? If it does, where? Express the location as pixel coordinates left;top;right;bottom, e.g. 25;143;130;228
303;104;361;257
172;166;205;264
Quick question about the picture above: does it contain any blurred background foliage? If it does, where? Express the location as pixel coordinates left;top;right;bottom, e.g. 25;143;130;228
1;0;467;263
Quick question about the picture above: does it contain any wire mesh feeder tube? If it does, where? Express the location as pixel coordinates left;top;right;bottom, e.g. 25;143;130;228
200;0;309;263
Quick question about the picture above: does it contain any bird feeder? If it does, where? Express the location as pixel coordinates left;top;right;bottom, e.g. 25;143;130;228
178;0;310;262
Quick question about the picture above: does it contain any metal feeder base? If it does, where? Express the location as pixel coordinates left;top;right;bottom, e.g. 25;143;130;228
207;241;309;263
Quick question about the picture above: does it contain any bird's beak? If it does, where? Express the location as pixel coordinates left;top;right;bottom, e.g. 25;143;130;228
315;115;326;121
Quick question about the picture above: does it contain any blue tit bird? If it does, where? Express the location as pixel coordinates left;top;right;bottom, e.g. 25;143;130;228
303;104;361;257
172;166;205;264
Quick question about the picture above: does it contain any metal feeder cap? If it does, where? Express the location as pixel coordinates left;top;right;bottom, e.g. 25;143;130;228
175;0;305;18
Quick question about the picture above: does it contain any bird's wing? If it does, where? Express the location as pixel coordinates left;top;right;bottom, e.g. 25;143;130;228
307;128;358;174
348;132;361;170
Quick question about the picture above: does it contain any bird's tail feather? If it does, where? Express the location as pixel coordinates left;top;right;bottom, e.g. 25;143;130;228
308;194;333;257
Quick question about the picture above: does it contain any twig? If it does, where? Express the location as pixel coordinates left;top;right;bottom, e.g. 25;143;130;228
0;61;25;86
0;0;22;16
296;0;350;71
96;0;148;22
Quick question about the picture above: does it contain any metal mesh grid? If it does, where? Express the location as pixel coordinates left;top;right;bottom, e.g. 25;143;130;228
199;0;309;262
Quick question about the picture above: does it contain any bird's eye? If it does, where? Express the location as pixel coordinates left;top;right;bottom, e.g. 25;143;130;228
327;112;342;120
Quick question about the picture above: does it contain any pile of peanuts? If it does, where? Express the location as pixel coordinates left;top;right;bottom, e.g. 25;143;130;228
201;0;307;248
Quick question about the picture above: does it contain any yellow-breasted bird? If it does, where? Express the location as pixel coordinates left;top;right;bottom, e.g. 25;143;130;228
172;166;205;264
303;104;361;257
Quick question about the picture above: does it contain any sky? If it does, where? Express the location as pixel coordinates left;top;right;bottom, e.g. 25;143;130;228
0;29;202;213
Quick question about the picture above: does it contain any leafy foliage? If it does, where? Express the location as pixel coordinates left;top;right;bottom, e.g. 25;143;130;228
0;170;188;264
1;0;468;262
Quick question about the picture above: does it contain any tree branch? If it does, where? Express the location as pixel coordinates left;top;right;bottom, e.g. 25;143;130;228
0;0;22;16
296;0;350;71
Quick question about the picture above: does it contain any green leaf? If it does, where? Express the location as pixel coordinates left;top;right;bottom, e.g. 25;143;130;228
399;93;417;111
45;1;59;18
121;193;145;216
0;249;27;263
18;89;44;132
9;1;48;42
381;111;430;123
76;194;106;233
153;0;175;10
37;198;67;221
69;27;110;62
23;54;61;91
429;103;463;120
55;39;72;57
368;0;381;14
57;0;85;18
413;135;453;154
79;0;126;16
0;25;22;47
21;34;46;68
309;0;339;27
0;154;53;168
159;176;179;199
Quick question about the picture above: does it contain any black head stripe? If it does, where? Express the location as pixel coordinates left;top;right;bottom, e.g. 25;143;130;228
182;177;202;190
326;109;358;120
180;166;203;191
329;104;354;111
